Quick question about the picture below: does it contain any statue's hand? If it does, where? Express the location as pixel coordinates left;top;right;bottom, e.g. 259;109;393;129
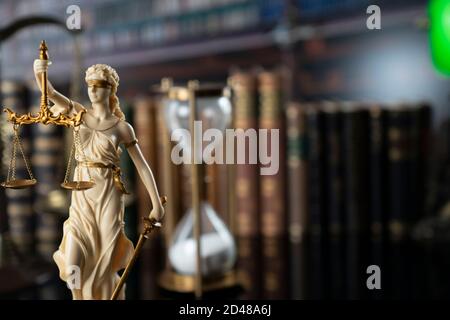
49;105;68;117
33;59;52;75
149;202;165;222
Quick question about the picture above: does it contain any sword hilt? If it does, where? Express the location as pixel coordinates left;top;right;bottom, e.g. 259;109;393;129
142;195;167;237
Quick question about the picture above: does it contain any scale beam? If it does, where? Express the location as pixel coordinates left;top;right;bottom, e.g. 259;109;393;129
2;40;85;128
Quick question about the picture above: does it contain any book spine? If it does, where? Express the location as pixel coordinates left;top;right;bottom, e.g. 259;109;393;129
289;239;307;299
258;71;286;238
418;103;432;218
133;97;158;230
329;235;344;299
236;236;262;299
341;105;369;234
230;71;260;237
322;102;344;299
323;102;344;237
120;101;140;298
261;236;289;299
410;103;432;221
305;105;325;237
120;100;138;229
308;234;325;299
133;96;160;299
286;102;308;242
258;71;287;299
368;105;387;237
387;106;411;239
286;102;308;299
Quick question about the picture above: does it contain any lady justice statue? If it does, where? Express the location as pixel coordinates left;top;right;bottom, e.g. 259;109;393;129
33;58;165;300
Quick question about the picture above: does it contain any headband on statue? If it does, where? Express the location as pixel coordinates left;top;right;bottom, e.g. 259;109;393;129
87;79;112;89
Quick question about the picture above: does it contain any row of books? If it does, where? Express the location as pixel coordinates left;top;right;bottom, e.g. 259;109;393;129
3;0;281;70
230;70;431;240
94;0;255;27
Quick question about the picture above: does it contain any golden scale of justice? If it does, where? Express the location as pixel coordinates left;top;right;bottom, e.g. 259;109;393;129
1;40;87;190
0;41;165;300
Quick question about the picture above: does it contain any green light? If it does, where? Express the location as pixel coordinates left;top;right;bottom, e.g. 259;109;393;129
429;0;450;75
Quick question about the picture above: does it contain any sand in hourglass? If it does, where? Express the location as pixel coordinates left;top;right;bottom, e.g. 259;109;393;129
169;232;236;276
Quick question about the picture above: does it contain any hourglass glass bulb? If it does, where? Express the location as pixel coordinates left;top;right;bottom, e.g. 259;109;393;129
168;202;237;277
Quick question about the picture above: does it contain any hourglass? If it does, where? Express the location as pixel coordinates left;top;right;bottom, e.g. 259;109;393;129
157;79;238;298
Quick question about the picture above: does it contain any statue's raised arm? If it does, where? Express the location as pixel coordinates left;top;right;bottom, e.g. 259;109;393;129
33;58;84;117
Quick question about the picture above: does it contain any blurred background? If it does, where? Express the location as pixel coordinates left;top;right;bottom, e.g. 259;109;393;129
0;0;450;299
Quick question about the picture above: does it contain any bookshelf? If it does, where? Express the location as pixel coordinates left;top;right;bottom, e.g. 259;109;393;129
0;1;424;75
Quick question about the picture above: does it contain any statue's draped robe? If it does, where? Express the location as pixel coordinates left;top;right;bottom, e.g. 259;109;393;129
54;123;134;300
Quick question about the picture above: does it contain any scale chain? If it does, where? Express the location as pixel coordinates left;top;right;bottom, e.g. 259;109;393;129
6;131;17;182
15;126;35;181
63;133;75;185
73;127;93;184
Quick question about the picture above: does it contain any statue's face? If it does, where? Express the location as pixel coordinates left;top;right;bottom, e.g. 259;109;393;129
87;78;111;104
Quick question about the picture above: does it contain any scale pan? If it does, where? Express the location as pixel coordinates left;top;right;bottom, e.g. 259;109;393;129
60;181;95;191
1;179;37;189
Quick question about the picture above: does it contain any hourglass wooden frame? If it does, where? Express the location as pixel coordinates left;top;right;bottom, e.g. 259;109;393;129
156;78;239;299
1;41;88;190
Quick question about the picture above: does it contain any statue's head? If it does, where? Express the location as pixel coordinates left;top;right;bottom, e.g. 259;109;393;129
85;64;124;120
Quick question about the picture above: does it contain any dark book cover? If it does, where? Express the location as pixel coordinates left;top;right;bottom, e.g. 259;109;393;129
329;235;345;299
305;104;325;237
323;101;344;237
368;104;387;237
386;105;411;239
344;234;365;299
289;239;308;299
286;102;309;243
367;235;384;300
303;102;331;299
409;103;432;222
341;103;370;235
417;103;432;219
307;234;326;299
285;102;309;299
385;238;412;299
